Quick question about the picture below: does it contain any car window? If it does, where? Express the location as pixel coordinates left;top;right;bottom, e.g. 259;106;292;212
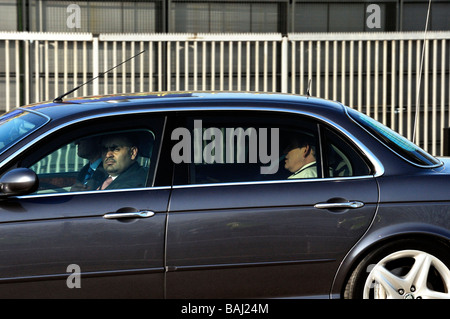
322;126;372;178
171;113;321;184
29;129;155;194
171;112;376;185
0;109;48;155
346;107;440;167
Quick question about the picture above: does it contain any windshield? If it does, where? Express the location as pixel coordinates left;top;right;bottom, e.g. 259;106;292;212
0;109;48;155
346;107;441;167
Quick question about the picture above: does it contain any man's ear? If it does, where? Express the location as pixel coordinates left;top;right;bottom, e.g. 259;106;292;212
303;145;311;158
130;146;138;160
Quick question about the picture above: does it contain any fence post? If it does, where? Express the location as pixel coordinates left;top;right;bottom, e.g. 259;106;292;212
92;35;99;95
281;35;288;93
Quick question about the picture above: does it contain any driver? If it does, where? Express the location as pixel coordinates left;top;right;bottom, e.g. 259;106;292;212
97;133;147;190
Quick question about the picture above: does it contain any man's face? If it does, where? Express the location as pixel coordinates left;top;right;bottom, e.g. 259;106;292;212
102;137;137;176
76;138;99;160
284;147;306;173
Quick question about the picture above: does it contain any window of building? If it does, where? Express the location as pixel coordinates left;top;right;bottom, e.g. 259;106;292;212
27;0;162;33
0;0;17;31
293;1;396;32
170;0;282;33
402;1;450;31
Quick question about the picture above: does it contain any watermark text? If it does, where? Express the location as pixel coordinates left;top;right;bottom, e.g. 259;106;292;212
171;120;279;174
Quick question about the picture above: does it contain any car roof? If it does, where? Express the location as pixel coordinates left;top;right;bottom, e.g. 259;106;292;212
20;92;346;121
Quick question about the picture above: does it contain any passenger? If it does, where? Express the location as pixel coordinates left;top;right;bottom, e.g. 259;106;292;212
71;136;107;191
98;133;147;190
284;135;317;179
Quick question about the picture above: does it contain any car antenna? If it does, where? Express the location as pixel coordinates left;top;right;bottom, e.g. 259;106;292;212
306;79;312;98
53;50;146;103
412;0;432;144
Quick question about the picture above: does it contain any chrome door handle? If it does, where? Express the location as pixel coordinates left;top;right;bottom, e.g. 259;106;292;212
103;210;155;219
314;201;365;210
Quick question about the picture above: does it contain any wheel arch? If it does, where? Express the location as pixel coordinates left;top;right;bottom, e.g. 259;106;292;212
331;224;450;298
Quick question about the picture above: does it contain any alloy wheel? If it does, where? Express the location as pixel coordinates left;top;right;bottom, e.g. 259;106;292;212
363;249;450;299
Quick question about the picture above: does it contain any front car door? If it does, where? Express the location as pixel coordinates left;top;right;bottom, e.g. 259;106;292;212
165;110;379;298
0;113;169;298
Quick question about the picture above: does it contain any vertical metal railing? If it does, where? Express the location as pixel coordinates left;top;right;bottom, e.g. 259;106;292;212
0;31;449;155
288;32;450;155
98;33;283;94
1;32;94;107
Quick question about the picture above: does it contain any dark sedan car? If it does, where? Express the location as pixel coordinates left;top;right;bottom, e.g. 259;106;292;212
0;92;449;299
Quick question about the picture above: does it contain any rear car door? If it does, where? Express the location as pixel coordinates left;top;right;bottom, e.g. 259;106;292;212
165;110;379;298
0;114;169;298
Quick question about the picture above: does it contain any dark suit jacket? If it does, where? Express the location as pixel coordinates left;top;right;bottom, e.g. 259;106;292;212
104;161;147;190
75;163;108;191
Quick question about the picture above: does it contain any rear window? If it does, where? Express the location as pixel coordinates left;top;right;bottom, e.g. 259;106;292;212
346;107;441;167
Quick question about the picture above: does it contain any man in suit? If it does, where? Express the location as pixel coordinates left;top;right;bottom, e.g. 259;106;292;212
71;136;108;191
98;132;147;190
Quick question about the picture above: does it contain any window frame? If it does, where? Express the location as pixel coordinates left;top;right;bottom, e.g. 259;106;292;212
14;113;167;195
171;109;376;186
346;106;441;168
29;128;156;194
170;107;384;187
318;123;374;179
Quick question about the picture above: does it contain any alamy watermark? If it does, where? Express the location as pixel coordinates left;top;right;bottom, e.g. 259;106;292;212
366;4;381;29
67;4;81;29
171;120;280;174
66;264;81;289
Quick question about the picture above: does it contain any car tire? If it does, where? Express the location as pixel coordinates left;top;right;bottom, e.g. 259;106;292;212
344;239;450;299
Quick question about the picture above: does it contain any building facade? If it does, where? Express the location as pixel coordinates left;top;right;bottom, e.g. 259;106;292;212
1;0;449;34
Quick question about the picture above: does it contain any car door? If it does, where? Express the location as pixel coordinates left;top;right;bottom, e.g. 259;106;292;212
0;114;169;298
165;110;379;298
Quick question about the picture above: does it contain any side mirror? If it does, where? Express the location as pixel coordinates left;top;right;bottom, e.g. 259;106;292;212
0;168;39;197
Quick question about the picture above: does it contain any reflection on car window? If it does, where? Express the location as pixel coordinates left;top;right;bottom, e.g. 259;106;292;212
29;130;155;194
0;109;48;155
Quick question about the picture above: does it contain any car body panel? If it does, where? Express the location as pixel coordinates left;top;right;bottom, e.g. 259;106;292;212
0;188;170;298
331;167;450;297
166;178;378;298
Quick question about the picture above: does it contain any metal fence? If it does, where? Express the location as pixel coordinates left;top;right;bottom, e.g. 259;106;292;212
1;31;449;155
